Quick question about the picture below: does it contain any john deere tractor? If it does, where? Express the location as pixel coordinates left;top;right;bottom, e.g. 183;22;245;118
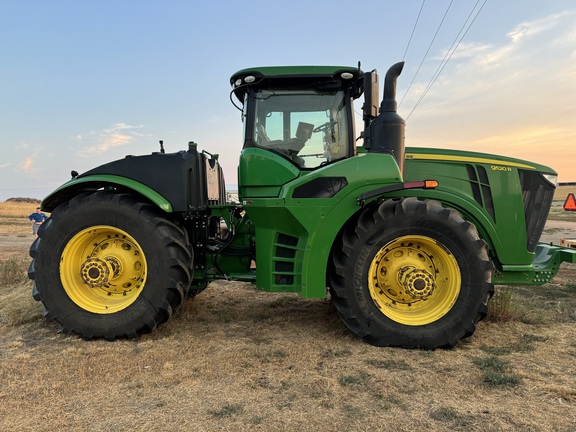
29;61;576;348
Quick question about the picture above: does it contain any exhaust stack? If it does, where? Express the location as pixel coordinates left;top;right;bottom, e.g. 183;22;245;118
367;61;405;174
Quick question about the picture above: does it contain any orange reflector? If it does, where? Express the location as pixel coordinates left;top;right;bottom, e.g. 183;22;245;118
424;180;439;189
564;193;576;211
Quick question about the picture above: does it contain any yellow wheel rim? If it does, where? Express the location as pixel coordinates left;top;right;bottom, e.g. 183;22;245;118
60;226;147;314
368;235;461;326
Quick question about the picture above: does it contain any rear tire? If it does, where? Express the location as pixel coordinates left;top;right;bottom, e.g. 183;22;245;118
28;191;193;340
329;197;494;349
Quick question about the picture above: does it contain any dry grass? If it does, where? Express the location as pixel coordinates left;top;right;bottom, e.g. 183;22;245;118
0;201;44;239
1;221;576;431
550;185;576;223
554;185;575;202
0;200;42;218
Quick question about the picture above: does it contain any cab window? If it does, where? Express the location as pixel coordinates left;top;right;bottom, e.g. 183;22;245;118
253;89;351;168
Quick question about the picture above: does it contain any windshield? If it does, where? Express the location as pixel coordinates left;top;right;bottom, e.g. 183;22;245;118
252;89;351;168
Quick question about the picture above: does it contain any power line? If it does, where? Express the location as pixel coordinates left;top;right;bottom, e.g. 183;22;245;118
399;0;455;108
406;0;489;120
402;0;426;61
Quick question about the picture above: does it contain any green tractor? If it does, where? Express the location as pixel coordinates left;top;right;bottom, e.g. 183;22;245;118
29;61;576;348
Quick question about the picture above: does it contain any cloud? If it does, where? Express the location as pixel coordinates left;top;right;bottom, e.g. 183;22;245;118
84;133;132;155
408;11;575;110
0;142;41;174
437;42;493;60
20;157;35;172
77;123;146;158
507;12;570;43
406;12;573;104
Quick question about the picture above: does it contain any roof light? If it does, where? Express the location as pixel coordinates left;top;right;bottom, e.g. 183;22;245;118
341;72;354;80
234;78;242;87
244;75;256;83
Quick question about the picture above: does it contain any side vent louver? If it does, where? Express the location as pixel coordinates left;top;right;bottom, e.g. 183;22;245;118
273;233;299;286
466;164;496;222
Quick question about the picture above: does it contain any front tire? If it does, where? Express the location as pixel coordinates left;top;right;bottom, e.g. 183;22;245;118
28;192;193;340
329;197;494;349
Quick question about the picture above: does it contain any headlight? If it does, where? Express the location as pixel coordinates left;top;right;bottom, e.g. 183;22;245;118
541;173;557;186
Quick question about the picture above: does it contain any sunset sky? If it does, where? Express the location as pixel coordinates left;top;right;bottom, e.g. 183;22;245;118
1;0;575;201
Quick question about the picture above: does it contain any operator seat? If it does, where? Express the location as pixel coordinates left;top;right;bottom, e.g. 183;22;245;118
267;122;313;153
263;122;313;166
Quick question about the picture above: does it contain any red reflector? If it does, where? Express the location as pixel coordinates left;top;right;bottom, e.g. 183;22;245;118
564;193;576;211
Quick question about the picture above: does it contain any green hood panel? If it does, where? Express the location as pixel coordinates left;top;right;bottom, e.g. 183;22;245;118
405;147;557;174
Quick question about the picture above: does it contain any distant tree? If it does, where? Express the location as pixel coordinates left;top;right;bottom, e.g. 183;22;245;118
5;197;41;204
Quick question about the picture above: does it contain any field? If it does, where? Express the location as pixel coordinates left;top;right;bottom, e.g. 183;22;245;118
1;196;575;432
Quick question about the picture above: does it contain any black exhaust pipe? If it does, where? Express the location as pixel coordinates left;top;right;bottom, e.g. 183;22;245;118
367;61;405;174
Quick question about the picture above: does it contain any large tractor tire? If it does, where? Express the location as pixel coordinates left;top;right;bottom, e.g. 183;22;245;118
28;191;193;340
329;197;494;349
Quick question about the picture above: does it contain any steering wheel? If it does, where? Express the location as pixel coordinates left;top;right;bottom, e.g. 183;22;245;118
313;122;332;133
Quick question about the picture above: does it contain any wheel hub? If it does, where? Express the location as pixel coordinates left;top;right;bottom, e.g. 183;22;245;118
397;266;436;300
80;257;111;287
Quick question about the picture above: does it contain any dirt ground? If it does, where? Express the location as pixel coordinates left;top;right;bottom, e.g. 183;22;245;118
540;219;576;246
0;234;31;260
0;213;41;260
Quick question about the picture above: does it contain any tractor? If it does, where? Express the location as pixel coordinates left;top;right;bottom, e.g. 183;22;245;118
28;61;576;348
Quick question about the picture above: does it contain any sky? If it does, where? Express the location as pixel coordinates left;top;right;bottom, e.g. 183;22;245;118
1;0;575;201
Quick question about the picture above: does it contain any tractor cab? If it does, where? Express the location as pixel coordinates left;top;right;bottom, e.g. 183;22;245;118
230;66;364;169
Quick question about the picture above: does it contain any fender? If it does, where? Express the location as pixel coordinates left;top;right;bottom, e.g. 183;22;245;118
41;145;225;213
41;175;173;213
285;187;504;298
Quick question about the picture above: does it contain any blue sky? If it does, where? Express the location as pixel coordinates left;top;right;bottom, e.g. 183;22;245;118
1;0;575;201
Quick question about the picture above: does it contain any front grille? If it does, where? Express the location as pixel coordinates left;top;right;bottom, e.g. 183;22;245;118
518;170;555;252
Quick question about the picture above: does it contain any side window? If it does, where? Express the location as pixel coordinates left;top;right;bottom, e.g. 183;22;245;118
262;112;284;141
290;111;330;167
